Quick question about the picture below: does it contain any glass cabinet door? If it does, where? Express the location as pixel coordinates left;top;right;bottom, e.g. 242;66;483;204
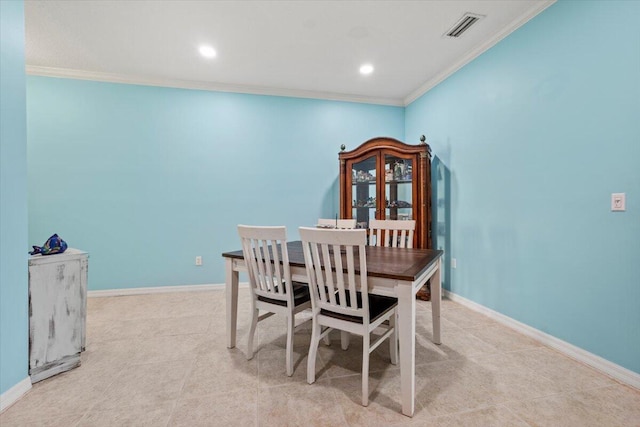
351;155;377;228
383;153;413;221
340;137;431;249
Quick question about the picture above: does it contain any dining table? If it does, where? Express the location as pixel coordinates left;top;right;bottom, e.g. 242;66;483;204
222;241;443;417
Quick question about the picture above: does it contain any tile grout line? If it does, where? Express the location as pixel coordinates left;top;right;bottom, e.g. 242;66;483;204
499;403;535;427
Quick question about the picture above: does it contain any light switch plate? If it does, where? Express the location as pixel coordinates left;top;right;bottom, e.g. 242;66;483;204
611;193;626;211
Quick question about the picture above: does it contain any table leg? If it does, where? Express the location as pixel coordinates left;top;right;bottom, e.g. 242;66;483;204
396;283;416;417
226;258;239;349
431;258;442;345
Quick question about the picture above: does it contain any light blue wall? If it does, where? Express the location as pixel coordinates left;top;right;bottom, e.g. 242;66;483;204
406;0;640;374
0;0;29;394
27;78;404;290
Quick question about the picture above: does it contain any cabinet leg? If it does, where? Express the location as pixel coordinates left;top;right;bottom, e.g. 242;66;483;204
416;279;431;301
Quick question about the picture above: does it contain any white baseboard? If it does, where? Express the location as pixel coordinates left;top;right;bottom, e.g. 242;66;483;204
87;282;248;297
0;377;31;413
444;290;640;390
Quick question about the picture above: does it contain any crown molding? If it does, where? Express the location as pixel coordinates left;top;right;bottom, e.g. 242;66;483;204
26;65;404;107
403;0;556;106
26;1;555;109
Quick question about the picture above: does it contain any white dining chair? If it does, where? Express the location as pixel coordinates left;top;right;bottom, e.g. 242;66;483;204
299;227;398;406
368;219;416;248
317;218;357;229
237;225;312;376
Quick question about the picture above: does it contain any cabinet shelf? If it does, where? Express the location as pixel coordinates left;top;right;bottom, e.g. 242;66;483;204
353;179;413;185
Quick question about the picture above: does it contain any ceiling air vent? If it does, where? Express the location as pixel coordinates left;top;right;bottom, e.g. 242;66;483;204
445;13;484;38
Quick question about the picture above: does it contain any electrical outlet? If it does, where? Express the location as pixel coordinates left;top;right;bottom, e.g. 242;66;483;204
452;258;457;269
195;256;202;266
611;193;626;211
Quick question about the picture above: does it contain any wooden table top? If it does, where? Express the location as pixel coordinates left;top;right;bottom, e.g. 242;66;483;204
222;241;443;282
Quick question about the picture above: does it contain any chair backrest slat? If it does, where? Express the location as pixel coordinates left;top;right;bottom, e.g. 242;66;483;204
299;227;368;322
333;244;347;308
238;225;292;303
257;239;270;292
345;244;358;306
368;219;416;249
308;243;325;304
321;243;337;306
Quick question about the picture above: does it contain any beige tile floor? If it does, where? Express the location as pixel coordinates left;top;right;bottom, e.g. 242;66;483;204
1;289;639;426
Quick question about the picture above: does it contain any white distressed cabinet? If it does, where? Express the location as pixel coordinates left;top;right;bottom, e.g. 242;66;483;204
28;248;88;383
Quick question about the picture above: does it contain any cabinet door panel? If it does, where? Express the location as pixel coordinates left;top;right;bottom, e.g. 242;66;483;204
29;258;84;368
349;154;378;228
383;152;415;221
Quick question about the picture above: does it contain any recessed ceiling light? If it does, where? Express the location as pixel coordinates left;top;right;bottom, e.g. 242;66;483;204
199;45;217;59
359;64;374;75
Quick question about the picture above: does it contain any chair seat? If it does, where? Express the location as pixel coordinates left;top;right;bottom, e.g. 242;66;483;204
320;292;397;324
257;281;311;307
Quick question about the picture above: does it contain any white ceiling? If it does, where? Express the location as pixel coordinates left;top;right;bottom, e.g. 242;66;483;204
25;0;554;106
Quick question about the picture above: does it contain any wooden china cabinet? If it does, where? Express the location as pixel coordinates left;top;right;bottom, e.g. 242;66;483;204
339;137;432;250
